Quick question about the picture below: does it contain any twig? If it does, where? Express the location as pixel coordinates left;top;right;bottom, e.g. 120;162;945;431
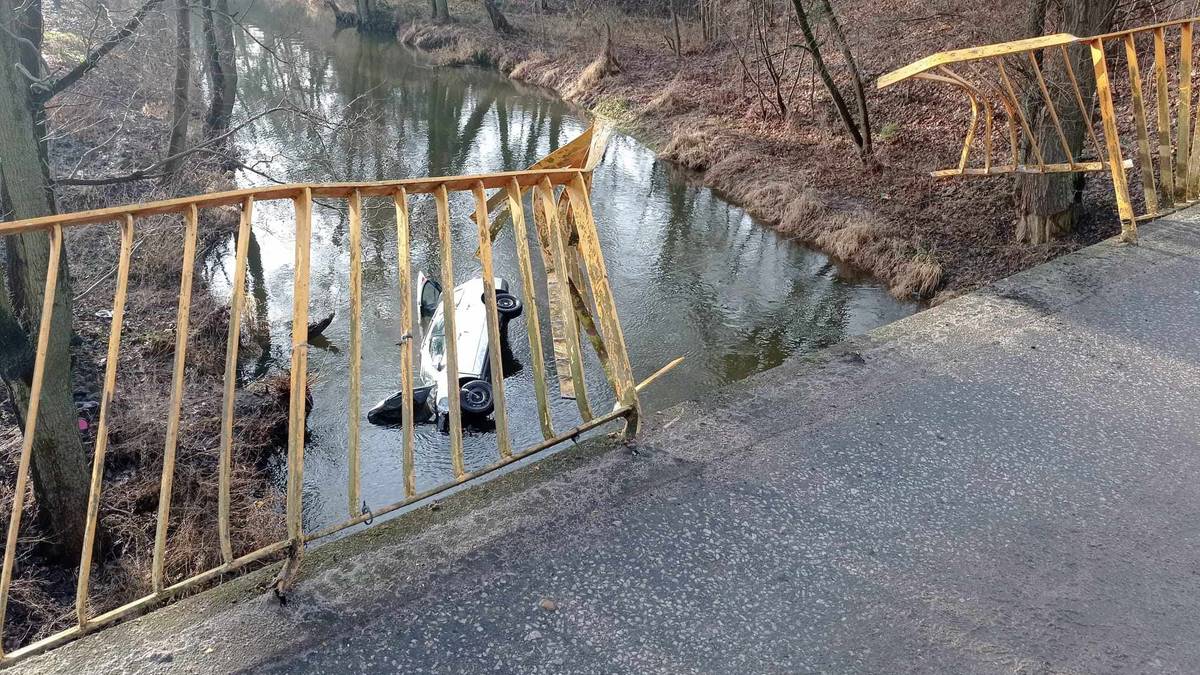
73;239;146;303
54;107;288;186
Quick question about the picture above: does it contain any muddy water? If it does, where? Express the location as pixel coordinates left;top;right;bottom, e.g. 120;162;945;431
210;4;916;532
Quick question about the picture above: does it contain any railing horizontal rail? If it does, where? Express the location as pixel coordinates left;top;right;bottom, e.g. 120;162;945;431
0;168;590;234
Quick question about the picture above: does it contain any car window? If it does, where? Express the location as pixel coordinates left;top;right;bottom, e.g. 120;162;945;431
429;314;445;357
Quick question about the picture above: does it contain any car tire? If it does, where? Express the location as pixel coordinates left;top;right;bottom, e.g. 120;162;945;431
493;292;522;320
460;380;494;416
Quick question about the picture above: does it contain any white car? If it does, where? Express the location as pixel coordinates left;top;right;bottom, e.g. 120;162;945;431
368;273;522;429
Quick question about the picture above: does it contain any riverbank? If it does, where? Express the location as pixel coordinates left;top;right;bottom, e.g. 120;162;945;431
324;0;1134;302
0;6;288;649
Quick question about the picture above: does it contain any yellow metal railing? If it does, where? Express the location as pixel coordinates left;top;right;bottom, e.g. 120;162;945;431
879;17;1200;242
0;126;670;665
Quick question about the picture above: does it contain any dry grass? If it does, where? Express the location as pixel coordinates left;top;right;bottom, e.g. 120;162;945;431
642;74;695;117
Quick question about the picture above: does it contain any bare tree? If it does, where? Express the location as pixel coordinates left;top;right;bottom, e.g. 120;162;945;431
791;0;874;164
1014;0;1119;242
699;0;719;45
165;0;192;177
664;0;683;59
733;0;803;120
813;0;871;159
0;0;91;561
202;0;239;137
434;0;451;22
483;0;514;32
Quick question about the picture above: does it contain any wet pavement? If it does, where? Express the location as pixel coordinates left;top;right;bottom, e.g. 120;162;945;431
21;212;1200;673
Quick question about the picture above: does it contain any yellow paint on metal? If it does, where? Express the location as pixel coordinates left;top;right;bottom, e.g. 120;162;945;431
152;204;199;593
0;161;673;666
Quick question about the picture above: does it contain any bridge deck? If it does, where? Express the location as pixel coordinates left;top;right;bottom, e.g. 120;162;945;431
22;209;1200;674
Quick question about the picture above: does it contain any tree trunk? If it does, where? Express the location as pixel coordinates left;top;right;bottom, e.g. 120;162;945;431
816;0;873;163
201;0;237;138
790;0;864;152
434;0;450;22
1014;0;1118;243
669;0;682;59
0;1;91;562
482;0;513;33
164;0;191;177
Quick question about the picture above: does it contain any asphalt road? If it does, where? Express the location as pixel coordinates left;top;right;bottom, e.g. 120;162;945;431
24;213;1200;674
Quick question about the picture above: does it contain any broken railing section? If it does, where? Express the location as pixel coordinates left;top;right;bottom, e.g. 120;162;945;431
879;17;1200;242
0;124;672;665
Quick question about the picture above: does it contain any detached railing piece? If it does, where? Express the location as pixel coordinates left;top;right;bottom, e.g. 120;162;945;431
879;17;1200;241
0;134;662;664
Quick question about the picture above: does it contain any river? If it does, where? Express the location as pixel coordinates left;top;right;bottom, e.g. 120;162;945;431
209;3;916;532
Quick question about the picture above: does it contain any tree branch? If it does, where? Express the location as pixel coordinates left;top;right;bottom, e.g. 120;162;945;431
53;107;288;186
40;0;166;101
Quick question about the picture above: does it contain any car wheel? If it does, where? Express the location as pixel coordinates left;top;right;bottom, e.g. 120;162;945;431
460;380;494;416
493;292;522;320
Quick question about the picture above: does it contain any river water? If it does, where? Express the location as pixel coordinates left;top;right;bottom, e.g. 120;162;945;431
210;4;915;532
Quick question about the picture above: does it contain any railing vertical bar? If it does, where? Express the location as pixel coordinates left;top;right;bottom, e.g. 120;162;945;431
994;90;1021;168
347;189;363;517
563;173;641;435
996;60;1046;167
983;99;993;173
0;225;64;649
1123;33;1160;215
1026;51;1075;166
151;204;199;592
434;184;465;479
1188;27;1200;198
1058;44;1106;162
394;188;417;497
472;182;512;460
1176;22;1193;202
287;189;313;542
536;179;593;422
217;197;253;565
506;178;555;440
936;66;986;173
1090;38;1138;241
76;215;135;626
1153;27;1176;205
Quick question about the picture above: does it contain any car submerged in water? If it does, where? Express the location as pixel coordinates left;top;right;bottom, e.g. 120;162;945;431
367;273;522;431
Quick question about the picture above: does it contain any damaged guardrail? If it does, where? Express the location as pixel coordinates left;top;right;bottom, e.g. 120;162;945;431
0;125;673;666
879;16;1200;242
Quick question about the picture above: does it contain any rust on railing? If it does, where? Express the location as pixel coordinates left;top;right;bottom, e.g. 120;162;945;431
879;16;1200;242
0;125;666;666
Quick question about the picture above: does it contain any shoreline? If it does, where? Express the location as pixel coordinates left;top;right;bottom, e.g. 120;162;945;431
335;0;1126;303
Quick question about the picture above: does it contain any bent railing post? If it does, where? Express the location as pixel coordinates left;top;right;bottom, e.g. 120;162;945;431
0;225;64;654
1089;38;1137;241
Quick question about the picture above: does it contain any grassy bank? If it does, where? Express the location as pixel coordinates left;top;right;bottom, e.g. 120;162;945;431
328;0;1144;303
0;5;288;648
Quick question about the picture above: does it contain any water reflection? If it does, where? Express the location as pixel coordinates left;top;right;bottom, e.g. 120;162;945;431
212;3;915;531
